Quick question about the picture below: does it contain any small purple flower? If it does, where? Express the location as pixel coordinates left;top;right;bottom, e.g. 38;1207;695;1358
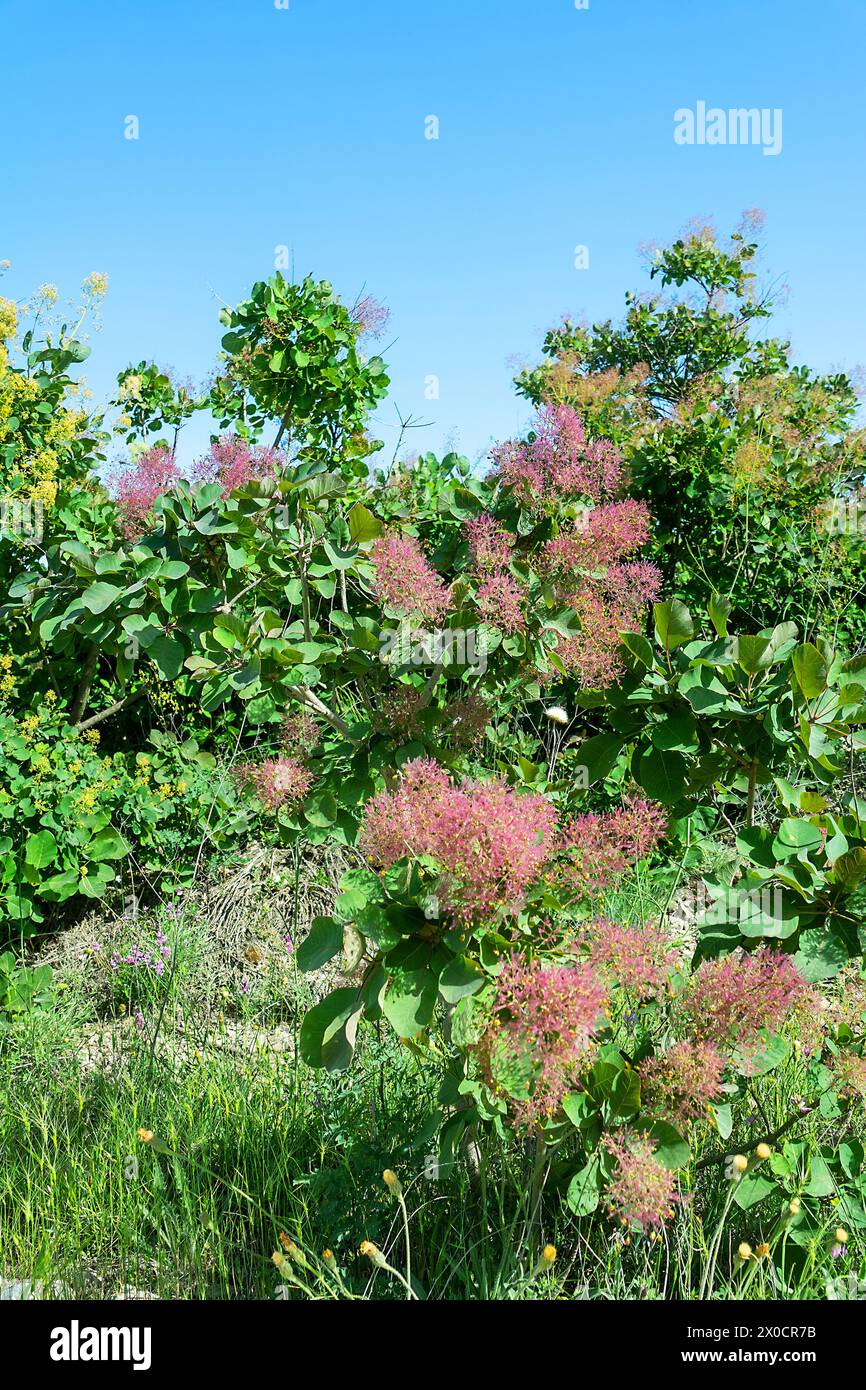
240;977;250;996
134;1012;145;1031
284;934;294;954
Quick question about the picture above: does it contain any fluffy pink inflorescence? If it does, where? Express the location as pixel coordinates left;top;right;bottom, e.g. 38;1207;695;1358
561;796;668;894
465;514;526;633
353;294;391;341
235;756;314;813
475;571;526;634
358;758;558;923
582;918;678;999
465;513;514;573
280;710;321;755
370;532;452;623
603;1132;681;1233
543;500;653;576
490;405;623;506
192;434;282;496
639;1041;726;1127
112;445;181;539
682;946;815;1051
556;561;662;689
481;953;608;1125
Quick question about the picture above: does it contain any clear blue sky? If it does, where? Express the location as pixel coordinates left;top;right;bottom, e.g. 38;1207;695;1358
2;0;864;468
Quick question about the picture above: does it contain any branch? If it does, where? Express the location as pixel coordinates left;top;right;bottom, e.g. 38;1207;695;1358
695;1102;815;1171
296;685;361;747
75;690;145;732
70;644;99;725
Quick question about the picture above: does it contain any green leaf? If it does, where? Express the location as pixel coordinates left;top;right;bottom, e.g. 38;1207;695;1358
148;635;186;680
24;829;57;870
572;733;625;786
831;847;866;890
733;1174;776;1210
566;1157;601;1217
347;503;383;544
654;600;694;651
646;1120;690;1170
803;1154;835;1197
708;592;732;639
85;829;130;862
438;956;486;1003
794;929;848;982
81;581;122;614
650;711;698;753
635;746;688;805
792;643;828;700
297;916;343;972
736;634;773;674
299;989;362;1071
382;967;438;1037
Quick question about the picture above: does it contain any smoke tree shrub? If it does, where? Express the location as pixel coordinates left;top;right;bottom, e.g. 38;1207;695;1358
515;215;866;649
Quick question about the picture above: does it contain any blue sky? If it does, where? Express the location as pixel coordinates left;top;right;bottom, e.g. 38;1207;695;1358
2;0;864;468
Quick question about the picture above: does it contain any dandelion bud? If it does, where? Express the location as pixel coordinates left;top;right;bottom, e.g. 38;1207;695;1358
738;1242;753;1261
756;1243;770;1258
732;1154;748;1173
271;1251;285;1268
788;1198;801;1216
835;1228;849;1245
322;1249;336;1268
383;1168;402;1198
755;1143;771;1161
137;1128;154;1143
359;1239;387;1269
532;1243;557;1276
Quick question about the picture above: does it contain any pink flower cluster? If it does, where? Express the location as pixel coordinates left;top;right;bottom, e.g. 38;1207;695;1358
370;532;452;623
561;796;668;894
582;917;678;999
280;709;322;756
481;952;608;1125
192;435;282;496
543;500;653;575
111;445;181;540
682;946;815;1051
358;758;558;922
465;514;526;634
556;561;662;689
465;514;514;573
639;1041;726;1127
353;294;391;341
235;756;314;814
490;405;623;506
603;1132;680;1233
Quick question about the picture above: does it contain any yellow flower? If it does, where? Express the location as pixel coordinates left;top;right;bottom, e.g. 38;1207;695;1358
82;271;108;300
835;1228;849;1245
382;1168;402;1197
137;1128;154;1143
359;1240;387;1268
732;1154;748;1174
737;1242;753;1261
0;297;18;341
755;1143;771;1161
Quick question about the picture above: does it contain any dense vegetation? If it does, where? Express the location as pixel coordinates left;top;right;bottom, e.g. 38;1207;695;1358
1;220;865;1301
